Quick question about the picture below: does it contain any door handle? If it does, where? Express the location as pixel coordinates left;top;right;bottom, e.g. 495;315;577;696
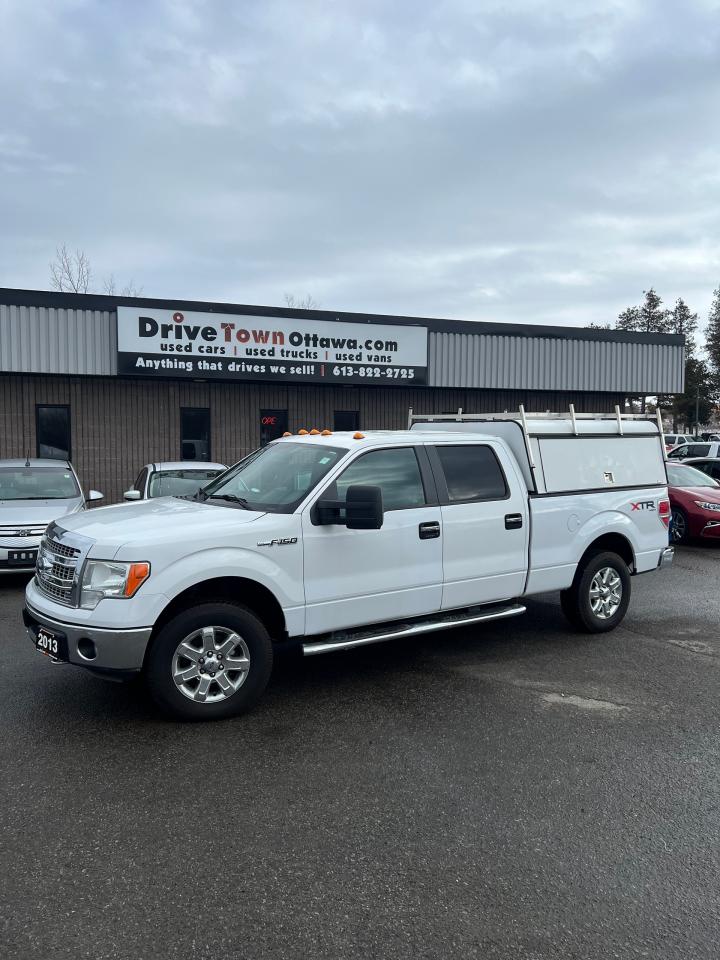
505;513;523;530
419;521;441;539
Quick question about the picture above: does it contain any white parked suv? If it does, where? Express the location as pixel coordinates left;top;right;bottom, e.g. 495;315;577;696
23;410;673;721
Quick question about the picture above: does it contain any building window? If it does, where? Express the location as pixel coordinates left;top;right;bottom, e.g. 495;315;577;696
334;410;360;432
260;409;288;446
36;405;71;460
181;408;211;461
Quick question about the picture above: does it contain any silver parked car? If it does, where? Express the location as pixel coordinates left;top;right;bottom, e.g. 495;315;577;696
123;462;227;501
0;459;103;574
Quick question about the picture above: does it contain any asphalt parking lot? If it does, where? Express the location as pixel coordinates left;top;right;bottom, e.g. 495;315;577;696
1;548;719;960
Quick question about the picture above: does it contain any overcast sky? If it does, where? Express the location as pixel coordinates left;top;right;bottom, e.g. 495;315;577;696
2;0;720;331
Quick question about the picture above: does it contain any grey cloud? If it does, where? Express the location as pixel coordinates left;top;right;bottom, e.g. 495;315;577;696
1;0;720;330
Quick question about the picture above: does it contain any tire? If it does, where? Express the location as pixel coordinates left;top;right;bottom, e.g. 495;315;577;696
560;550;631;634
144;603;273;721
670;506;689;544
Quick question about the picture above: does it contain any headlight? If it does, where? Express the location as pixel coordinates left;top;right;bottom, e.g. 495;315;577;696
694;501;720;513
79;560;150;610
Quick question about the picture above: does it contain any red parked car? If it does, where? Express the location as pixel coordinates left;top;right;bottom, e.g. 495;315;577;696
666;461;720;544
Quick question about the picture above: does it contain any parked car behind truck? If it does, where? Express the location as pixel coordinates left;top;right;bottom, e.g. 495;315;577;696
23;409;673;721
0;459;102;574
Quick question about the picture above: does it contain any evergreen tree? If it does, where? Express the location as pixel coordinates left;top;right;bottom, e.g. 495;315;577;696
617;288;670;335
668;297;697;359
706;286;720;385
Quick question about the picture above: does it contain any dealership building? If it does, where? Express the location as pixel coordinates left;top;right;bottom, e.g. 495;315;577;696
0;287;684;503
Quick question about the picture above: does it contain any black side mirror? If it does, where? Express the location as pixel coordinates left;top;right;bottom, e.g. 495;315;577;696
345;484;383;530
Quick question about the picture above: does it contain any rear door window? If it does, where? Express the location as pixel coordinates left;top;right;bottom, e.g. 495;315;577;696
688;444;711;457
434;445;508;502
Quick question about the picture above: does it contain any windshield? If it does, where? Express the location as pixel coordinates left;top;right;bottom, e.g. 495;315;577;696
149;469;223;498
0;466;80;501
667;463;719;488
202;442;346;512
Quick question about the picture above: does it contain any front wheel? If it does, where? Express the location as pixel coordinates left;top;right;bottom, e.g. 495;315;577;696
670;506;689;544
144;603;273;720
560;551;631;634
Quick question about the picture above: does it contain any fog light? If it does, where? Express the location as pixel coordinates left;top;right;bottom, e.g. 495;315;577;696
77;637;97;661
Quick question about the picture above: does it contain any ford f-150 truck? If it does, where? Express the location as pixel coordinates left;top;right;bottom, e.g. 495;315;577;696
24;408;673;721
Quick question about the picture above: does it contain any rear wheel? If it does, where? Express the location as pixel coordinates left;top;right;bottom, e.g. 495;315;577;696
144;603;273;720
560;550;631;634
670;506;689;544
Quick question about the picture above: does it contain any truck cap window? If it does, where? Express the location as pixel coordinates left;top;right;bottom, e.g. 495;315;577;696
202;442;346;512
435;445;508;502
328;447;426;511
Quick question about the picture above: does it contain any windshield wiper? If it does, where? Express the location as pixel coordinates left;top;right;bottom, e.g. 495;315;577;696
207;494;251;509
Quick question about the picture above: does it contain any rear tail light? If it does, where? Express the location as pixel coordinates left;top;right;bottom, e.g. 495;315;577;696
658;499;671;529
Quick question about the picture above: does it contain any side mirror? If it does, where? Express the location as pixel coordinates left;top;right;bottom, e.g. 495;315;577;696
345;484;383;530
88;490;104;502
123;489;141;501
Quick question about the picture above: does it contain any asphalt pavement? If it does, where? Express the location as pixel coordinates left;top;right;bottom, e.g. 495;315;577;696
1;547;719;959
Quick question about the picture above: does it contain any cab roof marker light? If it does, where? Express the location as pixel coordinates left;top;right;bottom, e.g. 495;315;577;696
321;429;332;436
298;429;309;436
353;432;365;440
309;429;320;435
282;431;292;437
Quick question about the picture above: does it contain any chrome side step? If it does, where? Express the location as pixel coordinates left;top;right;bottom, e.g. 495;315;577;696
302;603;526;656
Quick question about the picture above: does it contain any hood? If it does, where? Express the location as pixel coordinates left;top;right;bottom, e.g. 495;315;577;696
0;498;84;526
54;496;265;549
673;484;720;501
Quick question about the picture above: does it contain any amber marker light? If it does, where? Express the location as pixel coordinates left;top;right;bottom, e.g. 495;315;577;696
282;431;292;437
309;428;320;435
124;562;151;597
353;432;365;439
298;429;309;435
321;429;332;436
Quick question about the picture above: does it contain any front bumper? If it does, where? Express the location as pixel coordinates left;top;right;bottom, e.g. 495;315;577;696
700;520;720;540
24;602;152;673
0;536;42;573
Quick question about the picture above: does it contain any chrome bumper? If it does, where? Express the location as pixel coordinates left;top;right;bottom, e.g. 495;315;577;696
24;602;151;673
658;546;674;569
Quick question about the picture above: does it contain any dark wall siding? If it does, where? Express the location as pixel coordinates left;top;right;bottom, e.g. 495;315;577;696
0;374;623;503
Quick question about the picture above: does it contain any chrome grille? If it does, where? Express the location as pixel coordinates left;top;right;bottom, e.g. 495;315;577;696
35;537;81;605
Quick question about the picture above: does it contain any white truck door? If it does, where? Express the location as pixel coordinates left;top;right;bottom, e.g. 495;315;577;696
429;442;529;609
302;446;443;635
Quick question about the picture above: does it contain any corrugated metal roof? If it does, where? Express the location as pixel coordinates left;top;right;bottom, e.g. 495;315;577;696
428;331;684;393
0;292;685;394
0;303;116;375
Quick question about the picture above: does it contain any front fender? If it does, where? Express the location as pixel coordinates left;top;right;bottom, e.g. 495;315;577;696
148;546;304;612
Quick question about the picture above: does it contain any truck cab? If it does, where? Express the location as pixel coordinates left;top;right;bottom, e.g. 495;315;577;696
24;411;672;721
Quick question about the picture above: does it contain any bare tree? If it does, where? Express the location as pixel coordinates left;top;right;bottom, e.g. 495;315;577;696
283;293;319;310
49;244;91;293
103;274;143;297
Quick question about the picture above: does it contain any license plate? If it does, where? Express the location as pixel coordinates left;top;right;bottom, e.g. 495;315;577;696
34;626;68;661
8;549;37;567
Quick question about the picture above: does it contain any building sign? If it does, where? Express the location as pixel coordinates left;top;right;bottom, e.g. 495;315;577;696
116;307;428;385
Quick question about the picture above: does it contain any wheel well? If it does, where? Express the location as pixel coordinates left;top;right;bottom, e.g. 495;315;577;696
581;533;635;572
152;577;287;642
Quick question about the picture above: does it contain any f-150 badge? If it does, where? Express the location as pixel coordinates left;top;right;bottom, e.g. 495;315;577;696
257;537;298;546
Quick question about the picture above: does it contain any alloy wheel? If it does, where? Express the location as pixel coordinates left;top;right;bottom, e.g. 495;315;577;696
589;566;623;620
171;625;251;703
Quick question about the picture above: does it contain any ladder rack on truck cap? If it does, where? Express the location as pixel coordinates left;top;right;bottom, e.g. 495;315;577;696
408;404;665;494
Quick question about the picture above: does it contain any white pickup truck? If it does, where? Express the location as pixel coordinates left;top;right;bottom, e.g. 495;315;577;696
24;408;673;720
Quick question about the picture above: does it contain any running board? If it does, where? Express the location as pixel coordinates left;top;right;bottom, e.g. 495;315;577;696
302;603;526;656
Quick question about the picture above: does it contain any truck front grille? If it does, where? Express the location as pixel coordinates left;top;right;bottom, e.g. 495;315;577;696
35;537;81;605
